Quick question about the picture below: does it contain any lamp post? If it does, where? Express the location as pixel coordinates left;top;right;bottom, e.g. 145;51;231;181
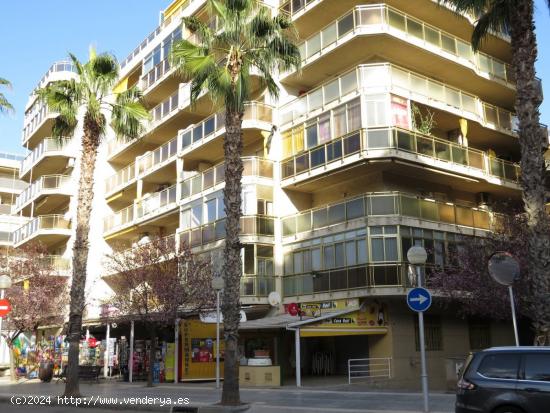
0;274;12;350
407;246;429;413
487;252;520;346
211;276;224;390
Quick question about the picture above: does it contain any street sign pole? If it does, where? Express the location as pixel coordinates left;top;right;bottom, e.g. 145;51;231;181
416;266;429;413
508;285;519;346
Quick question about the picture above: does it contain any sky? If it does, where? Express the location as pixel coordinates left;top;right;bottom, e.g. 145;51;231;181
0;0;549;156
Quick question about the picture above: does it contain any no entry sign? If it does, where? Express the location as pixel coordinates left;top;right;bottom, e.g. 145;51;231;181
0;298;11;317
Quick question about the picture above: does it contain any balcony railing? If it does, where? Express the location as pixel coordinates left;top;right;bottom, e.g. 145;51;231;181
282;191;492;238
104;184;178;233
13;215;71;245
141;58;172;91
16;174;71;210
137;136;178;175
21;138;70;175
23;102;50;142
105;162;136;194
33;60;77;94
281;63;517;134
180;102;273;153
0;152;25;162
241;276;275;297
284;263;410;297
290;4;514;85
181;157;274;200
43;255;71;273
281;127;520;183
180;215;275;247
149;90;180;127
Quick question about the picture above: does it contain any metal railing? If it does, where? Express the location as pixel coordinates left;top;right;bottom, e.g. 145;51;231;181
348;357;392;383
0;152;25;162
32;60;77;94
23;102;50;141
105;162;136;194
16;174;71;209
150;90;180;126
280;127;520;183
290;4;514;84
180;102;273;153
181;157;274;200
281;63;517;134
282;191;492;238
137;136;178;175
179;215;275;247
20;138;70;175
13;214;71;245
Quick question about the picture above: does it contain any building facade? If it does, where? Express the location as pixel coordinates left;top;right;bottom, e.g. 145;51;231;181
12;0;547;388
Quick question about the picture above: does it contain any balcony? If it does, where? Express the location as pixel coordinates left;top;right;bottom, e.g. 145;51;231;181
281;63;517;140
15;175;71;214
20;138;72;180
137;135;178;179
179;215;275;248
281;4;515;105
104;184;178;235
241;276;275;297
44;255;71;275
13;215;71;248
180;102;274;164
282;191;493;241
181;157;274;202
105;162;136;197
281;127;520;190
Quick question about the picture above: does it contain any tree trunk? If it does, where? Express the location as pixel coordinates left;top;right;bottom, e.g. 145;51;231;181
64;113;101;397
8;342;17;383
221;108;244;406
147;324;156;387
510;0;550;338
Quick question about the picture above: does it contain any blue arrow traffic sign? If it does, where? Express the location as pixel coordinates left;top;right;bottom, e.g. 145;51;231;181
407;287;432;312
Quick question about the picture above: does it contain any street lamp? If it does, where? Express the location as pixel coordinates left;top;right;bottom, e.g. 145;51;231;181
0;274;12;354
487;252;521;346
407;246;429;413
211;276;224;390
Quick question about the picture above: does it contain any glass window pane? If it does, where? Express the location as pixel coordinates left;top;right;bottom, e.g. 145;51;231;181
370;196;395;215
524;355;550;382
385;238;398;261
328;202;346;225
347;98;362;132
407;18;423;39
337;12;354;37
346;198;364;220
371;238;384;262
293;251;303;274
306;123;318;149
335;243;345;268
477;354;519;380
312;247;322;271
340;70;358;96
357;239;367;263
346;241;357;266
319;113;331;143
324;79;339;103
324;245;335;269
333;105;347;138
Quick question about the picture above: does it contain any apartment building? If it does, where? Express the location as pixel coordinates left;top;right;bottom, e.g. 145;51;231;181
14;0;546;388
0;152;27;251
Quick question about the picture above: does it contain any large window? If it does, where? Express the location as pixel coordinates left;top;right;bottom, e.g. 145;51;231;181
370;226;398;262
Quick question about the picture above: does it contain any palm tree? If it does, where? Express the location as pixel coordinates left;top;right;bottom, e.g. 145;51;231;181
171;0;300;405
441;0;550;339
38;49;150;396
0;77;14;113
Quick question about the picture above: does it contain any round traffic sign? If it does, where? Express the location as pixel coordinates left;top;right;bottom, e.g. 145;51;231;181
288;302;300;316
407;287;432;312
0;298;11;317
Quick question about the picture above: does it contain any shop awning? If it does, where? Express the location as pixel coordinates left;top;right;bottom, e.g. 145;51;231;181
239;313;310;330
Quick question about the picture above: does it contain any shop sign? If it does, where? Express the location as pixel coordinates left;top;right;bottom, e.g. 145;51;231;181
287;299;359;317
0;299;11;317
199;310;247;324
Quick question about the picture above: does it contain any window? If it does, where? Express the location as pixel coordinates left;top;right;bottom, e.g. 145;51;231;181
477;354;519;379
243;244;255;274
370;226;398;262
524;354;550;382
205;199;217;223
415;315;443;351
469;321;491;350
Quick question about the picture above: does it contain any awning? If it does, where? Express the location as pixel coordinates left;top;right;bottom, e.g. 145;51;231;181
239;313;309;330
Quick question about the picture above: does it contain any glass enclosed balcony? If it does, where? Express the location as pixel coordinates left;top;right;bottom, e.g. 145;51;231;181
105;162;136;195
137;136;178;176
180;157;274;201
180;102;274;154
20;138;70;176
15;174;71;211
281;63;516;135
282;191;492;238
43;255;71;274
285;4;514;86
179;215;275;248
13;215;71;246
241;276;275;297
280;127;520;184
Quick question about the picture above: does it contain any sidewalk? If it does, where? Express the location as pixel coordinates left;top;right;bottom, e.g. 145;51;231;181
0;377;455;413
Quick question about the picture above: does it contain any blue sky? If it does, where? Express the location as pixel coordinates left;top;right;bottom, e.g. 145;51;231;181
0;0;549;155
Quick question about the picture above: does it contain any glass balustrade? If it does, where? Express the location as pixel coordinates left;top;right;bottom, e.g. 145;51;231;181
282;191;492;238
13;215;71;245
291;4;514;85
150;91;180;126
180;102;273;152
137;184;178;218
104;204;134;233
179;215;275;247
281;63;517;134
137;136;178;175
16;175;71;209
21;138;70;174
241;276;275;297
105;162;136;194
43;255;71;273
141;58;172;91
181;157;274;200
23;103;50;141
0;152;24;161
281;127;519;182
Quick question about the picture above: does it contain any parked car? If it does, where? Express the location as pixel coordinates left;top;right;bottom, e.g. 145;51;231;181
456;346;550;413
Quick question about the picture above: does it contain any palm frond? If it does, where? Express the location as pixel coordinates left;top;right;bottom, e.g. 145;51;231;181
111;86;150;140
0;77;14;114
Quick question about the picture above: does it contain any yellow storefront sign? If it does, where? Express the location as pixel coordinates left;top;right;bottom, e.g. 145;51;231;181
180;320;224;380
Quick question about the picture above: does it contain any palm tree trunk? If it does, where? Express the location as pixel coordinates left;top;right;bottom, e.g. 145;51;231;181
510;0;550;339
221;108;244;406
64;113;101;396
